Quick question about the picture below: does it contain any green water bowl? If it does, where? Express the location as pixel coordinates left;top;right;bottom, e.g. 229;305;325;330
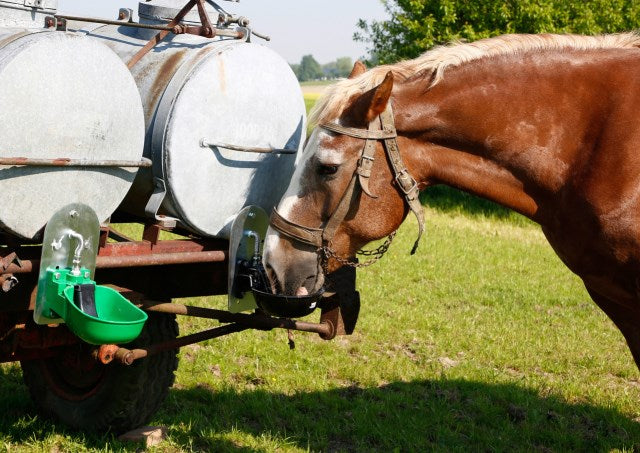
62;285;148;345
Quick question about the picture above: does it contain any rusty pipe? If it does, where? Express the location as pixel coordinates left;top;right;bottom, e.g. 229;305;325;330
114;323;248;365
0;157;152;168
55;14;170;29
142;302;334;337
95;250;226;268
54;14;245;39
2;250;227;274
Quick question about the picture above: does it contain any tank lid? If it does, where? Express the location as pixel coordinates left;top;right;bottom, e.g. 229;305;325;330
138;0;219;24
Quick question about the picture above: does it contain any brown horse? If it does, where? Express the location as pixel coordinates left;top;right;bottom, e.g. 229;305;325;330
263;32;640;369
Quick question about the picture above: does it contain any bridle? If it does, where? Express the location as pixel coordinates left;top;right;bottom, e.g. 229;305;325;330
269;103;425;271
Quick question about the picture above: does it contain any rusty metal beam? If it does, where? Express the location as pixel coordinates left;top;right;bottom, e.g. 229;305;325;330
96;250;226;268
104;303;335;365
0;157;152;167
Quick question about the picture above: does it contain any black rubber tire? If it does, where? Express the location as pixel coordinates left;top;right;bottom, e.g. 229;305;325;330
20;312;179;432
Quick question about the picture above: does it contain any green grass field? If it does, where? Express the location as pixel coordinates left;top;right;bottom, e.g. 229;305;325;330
1;95;640;451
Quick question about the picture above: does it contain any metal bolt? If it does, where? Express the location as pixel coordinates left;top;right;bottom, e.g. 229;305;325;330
69;210;78;218
54;272;60;280
2;276;18;293
84;271;90;278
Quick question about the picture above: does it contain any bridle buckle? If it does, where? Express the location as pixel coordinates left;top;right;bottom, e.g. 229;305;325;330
395;170;419;196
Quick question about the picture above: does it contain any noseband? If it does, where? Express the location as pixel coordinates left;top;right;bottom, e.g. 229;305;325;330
270;103;425;269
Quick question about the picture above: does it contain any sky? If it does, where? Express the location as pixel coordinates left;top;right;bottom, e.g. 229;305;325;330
56;1;389;64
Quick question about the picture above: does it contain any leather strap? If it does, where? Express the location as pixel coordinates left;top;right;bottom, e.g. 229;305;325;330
379;106;425;254
270;208;323;247
322;173;359;243
356;118;382;198
320;122;397;140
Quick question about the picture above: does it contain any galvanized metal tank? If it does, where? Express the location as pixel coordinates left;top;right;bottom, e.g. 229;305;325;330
0;0;145;240
72;1;305;238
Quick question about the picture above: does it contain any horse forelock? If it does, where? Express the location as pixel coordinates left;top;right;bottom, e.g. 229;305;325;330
309;32;640;127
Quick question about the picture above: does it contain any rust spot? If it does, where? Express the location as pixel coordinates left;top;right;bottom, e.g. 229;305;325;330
0;32;28;51
52;158;71;166
147;49;189;123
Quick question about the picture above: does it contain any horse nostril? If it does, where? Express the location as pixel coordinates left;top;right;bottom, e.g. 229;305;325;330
264;263;281;294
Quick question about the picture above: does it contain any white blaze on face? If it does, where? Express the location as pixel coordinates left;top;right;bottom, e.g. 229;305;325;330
263;127;345;264
275;128;346;219
262;126;341;294
276;129;321;218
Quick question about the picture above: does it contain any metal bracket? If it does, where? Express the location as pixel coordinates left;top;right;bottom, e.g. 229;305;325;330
127;0;218;69
45;15;66;31
56;16;66;31
23;0;44;8
118;8;134;22
144;177;179;225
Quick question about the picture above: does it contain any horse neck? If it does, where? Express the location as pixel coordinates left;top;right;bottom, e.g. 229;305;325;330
392;53;614;222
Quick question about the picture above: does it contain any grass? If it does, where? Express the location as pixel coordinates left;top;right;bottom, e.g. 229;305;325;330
2;203;640;451
1;93;640;450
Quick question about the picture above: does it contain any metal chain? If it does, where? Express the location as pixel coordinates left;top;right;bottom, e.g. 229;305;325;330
319;231;397;272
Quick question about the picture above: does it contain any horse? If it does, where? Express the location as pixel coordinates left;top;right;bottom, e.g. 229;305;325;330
262;32;640;370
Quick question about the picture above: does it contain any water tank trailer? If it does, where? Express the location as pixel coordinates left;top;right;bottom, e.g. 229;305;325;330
0;0;358;432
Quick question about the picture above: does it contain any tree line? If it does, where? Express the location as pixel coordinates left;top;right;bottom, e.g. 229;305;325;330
355;0;640;64
290;55;354;82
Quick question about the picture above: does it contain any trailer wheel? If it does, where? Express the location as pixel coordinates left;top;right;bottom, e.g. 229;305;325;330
20;312;179;432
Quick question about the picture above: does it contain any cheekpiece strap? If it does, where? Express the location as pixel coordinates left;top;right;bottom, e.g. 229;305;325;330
379;105;425;255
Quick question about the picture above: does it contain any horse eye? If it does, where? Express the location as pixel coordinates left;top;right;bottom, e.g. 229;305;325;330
317;164;339;176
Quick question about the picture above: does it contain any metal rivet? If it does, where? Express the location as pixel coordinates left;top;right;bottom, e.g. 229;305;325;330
54;273;60;280
84;271;90;278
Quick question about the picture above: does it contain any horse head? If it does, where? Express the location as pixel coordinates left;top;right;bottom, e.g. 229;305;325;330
263;64;421;298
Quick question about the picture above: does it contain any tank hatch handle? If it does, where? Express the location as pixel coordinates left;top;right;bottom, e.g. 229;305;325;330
200;140;297;155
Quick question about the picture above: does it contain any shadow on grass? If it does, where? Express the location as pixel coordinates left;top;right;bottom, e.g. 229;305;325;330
421;185;530;225
2;362;639;451
155;379;640;451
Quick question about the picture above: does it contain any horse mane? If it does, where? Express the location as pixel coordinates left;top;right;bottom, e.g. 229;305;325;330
310;32;640;126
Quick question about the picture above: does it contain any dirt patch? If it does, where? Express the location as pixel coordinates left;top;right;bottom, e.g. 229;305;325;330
301;84;332;95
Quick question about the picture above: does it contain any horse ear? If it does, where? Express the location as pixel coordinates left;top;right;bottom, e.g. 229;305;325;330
365;71;394;123
348;61;367;79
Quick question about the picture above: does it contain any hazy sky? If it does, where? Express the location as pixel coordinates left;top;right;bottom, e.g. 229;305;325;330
56;1;388;64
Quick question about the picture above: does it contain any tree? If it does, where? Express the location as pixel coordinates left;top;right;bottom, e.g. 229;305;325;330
322;57;354;79
355;0;640;64
297;54;323;81
322;60;338;78
289;63;301;79
335;57;354;77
